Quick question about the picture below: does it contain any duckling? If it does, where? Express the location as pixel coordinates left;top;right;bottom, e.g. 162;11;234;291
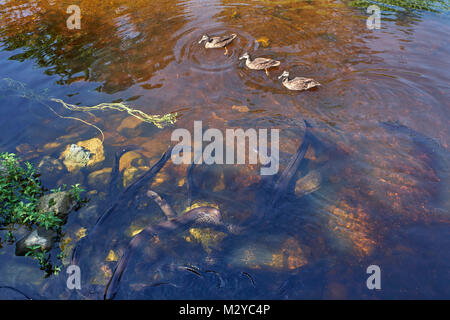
198;33;237;55
239;52;280;76
278;70;320;91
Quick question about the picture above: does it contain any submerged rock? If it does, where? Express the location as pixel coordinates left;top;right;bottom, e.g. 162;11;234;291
294;170;321;197
37;191;75;218
62;144;91;172
60;138;105;172
184;227;227;254
119;151;144;172
123;166;149;188
37;156;64;182
15;228;57;256
255;36;270;48
88;167;112;187
229;237;308;271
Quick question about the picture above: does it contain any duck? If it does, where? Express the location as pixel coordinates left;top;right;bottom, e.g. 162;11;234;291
278;70;320;91
198;33;237;55
239;52;281;76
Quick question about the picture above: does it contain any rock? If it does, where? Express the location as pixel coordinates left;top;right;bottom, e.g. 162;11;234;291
123;166;149;188
119;151;143;172
16;143;35;155
106;250;119;262
232;105;250;113
42;142;62;151
37;156;64;182
229;237;308;270
117;116;142;132
281;237;308;270
15;228;57;256
75;227;87;239
256;36;270;48
184;227;227;254
294;170;321;197
117;116;143;138
60;138;105;172
61;144;91;172
326;201;375;257
150;170;169;188
37;191;75;218
88;167;112;187
38;156;64;172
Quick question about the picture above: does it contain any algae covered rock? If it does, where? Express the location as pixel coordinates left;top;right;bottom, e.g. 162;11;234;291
37;191;75;218
60;138;105;172
62;144;91;172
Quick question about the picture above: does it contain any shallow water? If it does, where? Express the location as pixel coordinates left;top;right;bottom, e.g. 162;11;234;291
0;0;449;299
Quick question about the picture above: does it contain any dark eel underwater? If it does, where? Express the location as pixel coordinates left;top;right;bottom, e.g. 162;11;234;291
103;121;314;299
104;205;224;300
71;145;173;266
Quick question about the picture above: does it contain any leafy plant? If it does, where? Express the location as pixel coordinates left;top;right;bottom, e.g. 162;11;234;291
0;152;85;275
70;184;86;203
349;0;449;12
0;152;43;228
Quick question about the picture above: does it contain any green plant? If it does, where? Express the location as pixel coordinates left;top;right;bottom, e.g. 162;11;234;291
25;245;61;275
1;152;85;275
0;152;43;228
349;0;449;12
70;184;86;203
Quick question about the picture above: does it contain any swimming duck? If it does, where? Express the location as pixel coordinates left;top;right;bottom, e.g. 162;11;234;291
198;33;237;55
239;52;281;76
278;70;320;91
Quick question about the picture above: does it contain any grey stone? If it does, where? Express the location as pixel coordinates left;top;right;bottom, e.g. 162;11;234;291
15;227;57;256
37;191;75;217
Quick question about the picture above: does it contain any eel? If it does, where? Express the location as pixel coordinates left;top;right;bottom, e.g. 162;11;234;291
71;146;173;266
271;128;311;207
187;161;196;207
243;121;312;228
108;145;143;196
104;206;224;300
147;190;177;220
0;286;33;300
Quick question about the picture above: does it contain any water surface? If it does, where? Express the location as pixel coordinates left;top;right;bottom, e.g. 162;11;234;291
0;0;449;299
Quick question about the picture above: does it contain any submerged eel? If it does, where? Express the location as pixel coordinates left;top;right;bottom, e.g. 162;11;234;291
243;121;311;228
0;286;33;300
71;146;173;266
104;122;314;299
104;205;224;300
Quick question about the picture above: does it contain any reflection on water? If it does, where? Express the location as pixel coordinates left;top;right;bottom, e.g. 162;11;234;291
0;0;449;299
